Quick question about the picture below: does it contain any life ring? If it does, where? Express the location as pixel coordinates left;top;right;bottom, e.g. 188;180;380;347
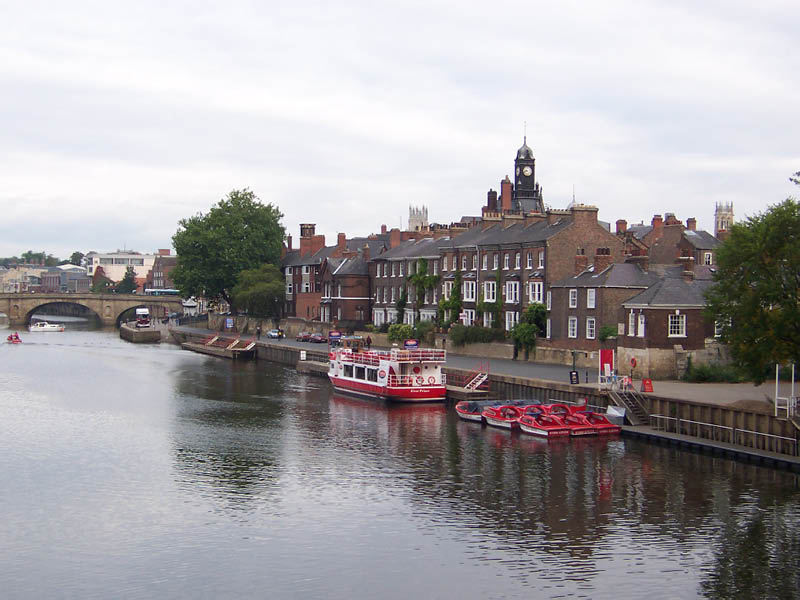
428;376;435;384
630;357;637;368
378;370;386;379
416;376;424;385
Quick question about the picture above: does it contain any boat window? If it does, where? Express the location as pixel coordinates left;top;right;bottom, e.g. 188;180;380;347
367;369;378;382
355;366;366;380
343;364;354;378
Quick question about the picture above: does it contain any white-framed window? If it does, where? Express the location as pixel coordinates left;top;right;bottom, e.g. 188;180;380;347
432;260;438;275
586;317;596;340
714;319;725;337
462;309;475;326
483;281;496;302
568;317;578;338
668;313;686;337
443;281;453;300
462;255;467;271
442;256;448;271
504;253;510;270
303;282;311;293
505;281;519;303
546;290;551;311
569;289;578;308
637;313;646;337
286;283;293;294
482;254;488;270
704;252;713;265
463;280;476;301
505;311;519;331
391;287;396;303
337;284;342;297
587;288;596;309
515;253;520;269
493;253;499;270
392;263;397;277
424;288;431;305
546;318;551;339
538;251;545;269
399;262;404;277
628;311;636;336
526;252;533;269
528;281;543;304
472;254;477;271
302;265;311;275
483;312;494;328
286;267;293;275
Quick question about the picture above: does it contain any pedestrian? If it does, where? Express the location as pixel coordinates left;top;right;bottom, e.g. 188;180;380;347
366;335;372;350
256;325;262;339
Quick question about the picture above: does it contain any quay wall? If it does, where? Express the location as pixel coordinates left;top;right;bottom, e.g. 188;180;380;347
171;328;799;458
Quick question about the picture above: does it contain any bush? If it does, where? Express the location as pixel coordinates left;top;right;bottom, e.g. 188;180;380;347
598;325;618;342
378;322;390;334
387;323;414;343
449;324;506;347
413;320;436;345
363;324;375;332
683;360;747;383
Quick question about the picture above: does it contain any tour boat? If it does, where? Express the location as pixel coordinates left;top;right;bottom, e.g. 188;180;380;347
482;404;525;429
328;337;446;402
28;321;65;332
518;410;571;438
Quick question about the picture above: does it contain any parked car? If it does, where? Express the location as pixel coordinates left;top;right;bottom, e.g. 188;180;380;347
309;332;326;343
296;331;311;342
267;329;282;339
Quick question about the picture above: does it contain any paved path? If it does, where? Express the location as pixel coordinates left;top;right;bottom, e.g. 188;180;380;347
170;325;794;411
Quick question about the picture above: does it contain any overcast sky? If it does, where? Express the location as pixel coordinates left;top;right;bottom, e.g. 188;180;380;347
1;0;798;260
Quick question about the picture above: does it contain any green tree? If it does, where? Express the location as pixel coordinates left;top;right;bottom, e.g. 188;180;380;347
511;302;547;360
396;287;408;324
91;270;114;293
704;196;800;383
406;258;439;321
171;189;285;306
437;266;462;328
230;264;285;323
115;266;138;294
69;251;85;266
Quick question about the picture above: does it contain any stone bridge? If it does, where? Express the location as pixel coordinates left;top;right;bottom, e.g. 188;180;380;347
0;293;184;327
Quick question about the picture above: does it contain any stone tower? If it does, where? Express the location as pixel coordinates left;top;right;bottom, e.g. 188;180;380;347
714;202;734;239
512;137;544;214
408;205;428;231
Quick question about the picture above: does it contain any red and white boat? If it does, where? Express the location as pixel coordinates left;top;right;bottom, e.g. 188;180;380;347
543;404;597;436
518;408;571;438
482;404;525;429
328;337;446;402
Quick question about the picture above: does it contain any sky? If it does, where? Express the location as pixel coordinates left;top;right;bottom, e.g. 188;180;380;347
1;0;798;260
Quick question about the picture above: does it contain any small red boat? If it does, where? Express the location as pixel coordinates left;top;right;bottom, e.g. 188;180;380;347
482;404;525;429
566;401;622;434
541;403;597;436
518;408;571;438
6;334;22;344
455;399;530;423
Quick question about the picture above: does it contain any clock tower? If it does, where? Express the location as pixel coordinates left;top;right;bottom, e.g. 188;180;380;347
513;136;544;214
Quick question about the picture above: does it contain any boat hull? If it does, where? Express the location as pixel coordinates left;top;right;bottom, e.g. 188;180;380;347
518;422;570;437
484;416;516;429
330;376;446;403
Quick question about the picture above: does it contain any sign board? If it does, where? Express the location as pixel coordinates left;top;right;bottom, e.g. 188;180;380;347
328;330;342;339
599;349;615;382
403;339;419;349
300;350;307;361
640;378;653;393
225;318;234;329
569;370;579;385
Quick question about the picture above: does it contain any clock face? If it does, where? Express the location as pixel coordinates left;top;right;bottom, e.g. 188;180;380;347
522;166;532;177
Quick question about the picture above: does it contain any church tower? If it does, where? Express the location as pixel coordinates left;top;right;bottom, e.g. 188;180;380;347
513;136;544;213
714;202;734;239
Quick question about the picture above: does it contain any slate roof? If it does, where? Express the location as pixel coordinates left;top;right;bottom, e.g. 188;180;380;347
623;277;714;308
372;237;450;261
682;229;721;250
282;245;337;267
444;218;571;250
551;263;659;289
333;256;369;276
628;224;653;240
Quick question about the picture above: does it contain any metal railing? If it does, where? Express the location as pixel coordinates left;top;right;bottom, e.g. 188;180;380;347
735;428;798;456
388;374;445;388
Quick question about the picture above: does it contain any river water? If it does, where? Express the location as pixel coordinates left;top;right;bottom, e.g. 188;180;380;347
1;330;798;599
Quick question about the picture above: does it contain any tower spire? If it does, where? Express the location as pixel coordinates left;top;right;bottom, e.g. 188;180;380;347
523;121;527;145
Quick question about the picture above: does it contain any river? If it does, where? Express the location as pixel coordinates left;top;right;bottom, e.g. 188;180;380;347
1;330;798;599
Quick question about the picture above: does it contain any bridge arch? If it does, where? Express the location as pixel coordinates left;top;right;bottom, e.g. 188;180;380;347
23;301;102;328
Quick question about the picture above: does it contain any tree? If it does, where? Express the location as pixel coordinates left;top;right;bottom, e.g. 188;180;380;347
511;302;547;360
438;266;462;328
171;189;285;305
705;196;800;383
230;264;285;324
115;266;138;294
396;287;408;324
406;258;439;321
69;251;85;266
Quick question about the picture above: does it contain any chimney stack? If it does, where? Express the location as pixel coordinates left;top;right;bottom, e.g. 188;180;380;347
574;253;589;275
361;244;370;261
381;224;387;235
286;234;292;251
616;219;627;234
500;177;513;212
337;233;346;251
651;214;663;229
686;217;697;231
593;249;613;273
487;189;498;211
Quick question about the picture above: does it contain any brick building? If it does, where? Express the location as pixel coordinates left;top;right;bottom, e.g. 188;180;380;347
320;252;372;328
649;216;721;267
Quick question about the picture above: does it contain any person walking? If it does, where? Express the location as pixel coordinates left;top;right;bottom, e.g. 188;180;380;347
256;325;262;339
366;335;372;350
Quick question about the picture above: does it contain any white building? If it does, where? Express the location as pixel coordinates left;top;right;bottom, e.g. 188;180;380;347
85;250;163;282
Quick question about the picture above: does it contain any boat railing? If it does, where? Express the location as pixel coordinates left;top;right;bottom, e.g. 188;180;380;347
387;373;445;388
334;348;446;365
